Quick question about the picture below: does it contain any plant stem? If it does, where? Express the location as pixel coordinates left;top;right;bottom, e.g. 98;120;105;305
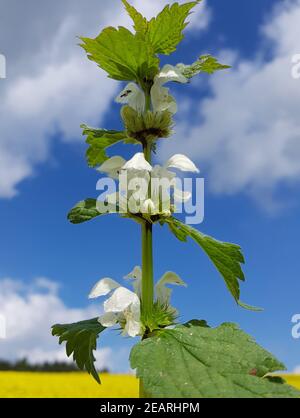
141;217;153;322
141;140;154;324
139;92;154;398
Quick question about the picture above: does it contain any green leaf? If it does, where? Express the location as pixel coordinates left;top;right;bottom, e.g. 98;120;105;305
68;198;117;224
164;217;246;304
130;322;300;398
145;1;200;55
178;55;231;78
80;27;159;82
122;0;148;34
183;319;209;328
81;124;126;167
52;318;105;384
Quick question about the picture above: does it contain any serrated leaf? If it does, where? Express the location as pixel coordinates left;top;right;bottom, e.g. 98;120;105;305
164;217;246;304
179;55;231;78
80;26;159;82
68;198;117;224
131;322;300;398
52;318;105;384
122;0;148;34
81;124;126;167
145;1;200;55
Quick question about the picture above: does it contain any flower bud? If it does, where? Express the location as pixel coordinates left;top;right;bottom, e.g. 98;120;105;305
121;105;173;142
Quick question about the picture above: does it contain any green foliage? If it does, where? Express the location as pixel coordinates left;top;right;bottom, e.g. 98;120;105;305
164;217;246;305
52;318;105;384
131;322;300;398
80;26;159;82
122;0;148;34
145;2;200;55
178;55;231;78
122;1;201;55
81;124;126;167
68;198;116;224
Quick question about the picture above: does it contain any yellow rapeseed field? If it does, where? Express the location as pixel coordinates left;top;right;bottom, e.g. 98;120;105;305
0;372;299;398
0;372;139;398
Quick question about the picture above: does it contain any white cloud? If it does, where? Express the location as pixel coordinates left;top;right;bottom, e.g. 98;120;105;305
160;0;300;209
0;277;128;372
0;0;210;198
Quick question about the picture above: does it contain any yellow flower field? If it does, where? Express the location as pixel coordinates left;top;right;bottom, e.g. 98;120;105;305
0;372;139;398
0;372;299;398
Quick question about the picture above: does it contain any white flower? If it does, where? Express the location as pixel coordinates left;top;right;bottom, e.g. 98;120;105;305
115;64;187;115
124;266;142;297
150;155;199;206
104;287;139;312
123;301;141;337
122;152;152;172
151;65;188;114
165;154;200;173
98;152;199;215
155;64;188;85
150;83;177;114
141;198;157;215
115;82;145;113
89;277;120;299
89;277;142;337
98;156;127;179
155;272;187;305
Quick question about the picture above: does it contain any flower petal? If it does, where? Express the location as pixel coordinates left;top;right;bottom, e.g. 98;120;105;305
98;312;118;327
122;153;152;171
124;266;142;297
124;266;142;281
156;64;188;85
158;271;187;287
155;272;187;305
98;156;127;179
151;84;177;114
123;300;141;337
141;198;157;215
166;154;200;173
104;287;140;313
115;82;145;113
88;278;120;299
124;318;141;337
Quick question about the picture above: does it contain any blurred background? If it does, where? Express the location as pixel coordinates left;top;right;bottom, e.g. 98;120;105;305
0;0;300;393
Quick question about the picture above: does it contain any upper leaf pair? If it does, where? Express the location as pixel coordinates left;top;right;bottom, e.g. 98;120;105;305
80;1;203;82
80;27;159;83
123;0;200;54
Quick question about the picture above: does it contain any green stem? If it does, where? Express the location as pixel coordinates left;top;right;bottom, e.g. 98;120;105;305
141;137;153;324
139;91;154;399
141;216;153;322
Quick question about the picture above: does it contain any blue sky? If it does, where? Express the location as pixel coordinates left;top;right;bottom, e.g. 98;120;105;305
0;0;300;372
